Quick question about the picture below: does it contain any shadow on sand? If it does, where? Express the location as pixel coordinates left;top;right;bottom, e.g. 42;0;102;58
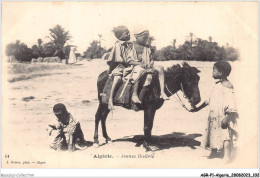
74;140;94;151
113;132;202;151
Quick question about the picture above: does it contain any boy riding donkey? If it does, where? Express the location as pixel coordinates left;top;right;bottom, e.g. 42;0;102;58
126;30;169;105
105;25;133;111
104;26;169;111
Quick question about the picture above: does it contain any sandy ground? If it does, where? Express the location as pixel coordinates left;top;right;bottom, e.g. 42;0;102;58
1;59;253;168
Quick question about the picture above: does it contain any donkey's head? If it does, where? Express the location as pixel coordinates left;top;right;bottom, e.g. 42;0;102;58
180;62;201;107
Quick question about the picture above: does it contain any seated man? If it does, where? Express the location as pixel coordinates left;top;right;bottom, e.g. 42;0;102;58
48;103;87;152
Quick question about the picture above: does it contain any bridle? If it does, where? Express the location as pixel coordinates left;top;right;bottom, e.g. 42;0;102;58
180;82;187;98
165;82;190;111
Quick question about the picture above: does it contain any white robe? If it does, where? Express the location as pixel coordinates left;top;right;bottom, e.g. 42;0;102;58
68;49;77;64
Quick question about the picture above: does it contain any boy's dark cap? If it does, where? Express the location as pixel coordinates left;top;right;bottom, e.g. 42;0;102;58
53;103;67;115
134;30;149;39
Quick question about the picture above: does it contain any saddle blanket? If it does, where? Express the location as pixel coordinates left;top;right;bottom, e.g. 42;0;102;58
101;73;161;110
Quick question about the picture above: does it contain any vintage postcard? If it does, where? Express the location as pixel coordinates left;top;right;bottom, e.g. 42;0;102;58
1;1;258;172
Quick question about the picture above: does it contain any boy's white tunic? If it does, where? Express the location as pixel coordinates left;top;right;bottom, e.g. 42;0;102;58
202;82;237;150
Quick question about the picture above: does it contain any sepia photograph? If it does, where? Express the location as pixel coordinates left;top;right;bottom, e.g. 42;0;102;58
1;1;258;174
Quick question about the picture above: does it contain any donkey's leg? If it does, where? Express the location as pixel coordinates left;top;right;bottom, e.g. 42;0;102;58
101;108;112;143
94;104;109;147
94;104;102;147
143;105;156;151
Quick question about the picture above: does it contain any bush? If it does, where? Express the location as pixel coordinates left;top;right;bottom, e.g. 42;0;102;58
83;40;107;59
5;41;34;62
153;37;238;61
225;47;239;61
42;42;56;57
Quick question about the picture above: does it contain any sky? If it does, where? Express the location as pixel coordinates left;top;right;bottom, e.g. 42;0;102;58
2;2;257;54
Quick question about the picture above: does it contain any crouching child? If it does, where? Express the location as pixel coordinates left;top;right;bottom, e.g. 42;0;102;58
48;103;87;152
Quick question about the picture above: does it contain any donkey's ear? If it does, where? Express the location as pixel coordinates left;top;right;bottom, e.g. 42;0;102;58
182;62;190;67
195;68;200;73
192;67;200;73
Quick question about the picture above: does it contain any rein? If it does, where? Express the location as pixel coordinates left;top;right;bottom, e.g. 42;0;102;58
180;82;187;98
165;84;190;111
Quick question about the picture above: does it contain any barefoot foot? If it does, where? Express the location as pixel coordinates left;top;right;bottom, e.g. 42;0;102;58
161;93;169;100
108;101;115;111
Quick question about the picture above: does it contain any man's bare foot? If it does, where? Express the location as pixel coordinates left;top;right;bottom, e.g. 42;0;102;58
108;101;115;111
223;155;231;163
161;93;169;100
132;95;142;104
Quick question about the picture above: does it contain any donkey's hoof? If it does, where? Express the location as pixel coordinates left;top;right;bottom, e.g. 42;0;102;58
145;146;153;152
106;140;113;144
105;137;112;144
143;142;151;152
143;142;158;152
148;145;159;152
106;137;113;144
93;143;99;148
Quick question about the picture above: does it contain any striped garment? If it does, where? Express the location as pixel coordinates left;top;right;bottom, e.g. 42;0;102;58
48;113;81;150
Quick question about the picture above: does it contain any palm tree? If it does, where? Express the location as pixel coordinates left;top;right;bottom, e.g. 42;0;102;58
172;39;176;49
190;33;193;47
179;41;192;60
32;45;39;57
13;40;22;62
37;38;43;47
36;38;44;57
97;34;103;57
98;34;102;47
209;36;212;43
226;43;229;48
49;25;71;59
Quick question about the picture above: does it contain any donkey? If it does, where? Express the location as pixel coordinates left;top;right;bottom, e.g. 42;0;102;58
94;62;201;151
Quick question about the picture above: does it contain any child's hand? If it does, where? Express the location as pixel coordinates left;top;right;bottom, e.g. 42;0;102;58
189;101;208;113
48;124;57;130
189;108;198;113
141;62;147;69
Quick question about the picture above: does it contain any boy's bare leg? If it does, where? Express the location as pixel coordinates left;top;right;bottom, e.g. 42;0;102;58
131;67;143;104
132;80;142;103
68;134;75;152
108;76;121;110
223;141;231;163
155;66;169;100
74;123;88;150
